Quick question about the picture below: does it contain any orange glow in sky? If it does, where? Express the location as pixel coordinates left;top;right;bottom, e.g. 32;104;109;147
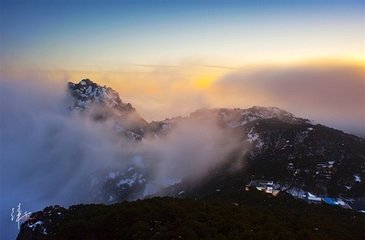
1;0;364;135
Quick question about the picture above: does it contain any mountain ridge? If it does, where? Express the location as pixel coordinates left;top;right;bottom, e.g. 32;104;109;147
66;79;364;200
16;78;365;239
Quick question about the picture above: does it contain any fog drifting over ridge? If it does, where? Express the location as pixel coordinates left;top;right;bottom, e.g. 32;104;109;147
213;63;365;137
2;61;364;137
0;79;244;239
1;61;364;238
25;62;363;137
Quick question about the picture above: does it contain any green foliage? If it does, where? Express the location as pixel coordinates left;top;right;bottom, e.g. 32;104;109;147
40;191;365;240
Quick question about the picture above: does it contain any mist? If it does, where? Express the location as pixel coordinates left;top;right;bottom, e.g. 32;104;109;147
0;79;244;239
141;116;244;189
216;64;365;137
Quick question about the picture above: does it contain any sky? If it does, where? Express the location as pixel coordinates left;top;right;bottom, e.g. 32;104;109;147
0;1;364;238
0;0;364;134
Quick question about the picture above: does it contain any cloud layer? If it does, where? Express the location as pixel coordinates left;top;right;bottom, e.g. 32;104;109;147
0;78;243;238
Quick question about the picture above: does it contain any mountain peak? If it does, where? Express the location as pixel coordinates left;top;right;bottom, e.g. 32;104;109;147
67;79;147;137
246;106;297;120
189;106;308;129
67;79;134;113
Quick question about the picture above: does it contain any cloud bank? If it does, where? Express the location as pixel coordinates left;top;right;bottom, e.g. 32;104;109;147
0;78;243;239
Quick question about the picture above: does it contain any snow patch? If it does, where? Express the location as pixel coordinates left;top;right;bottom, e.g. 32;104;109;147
354;175;362;182
117;173;138;187
247;130;259;143
27;221;44;231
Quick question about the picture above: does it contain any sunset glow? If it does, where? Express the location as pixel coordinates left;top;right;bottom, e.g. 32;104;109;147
0;0;364;134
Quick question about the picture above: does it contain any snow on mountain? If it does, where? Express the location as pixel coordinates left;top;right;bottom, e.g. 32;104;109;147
152;106;309;134
68;79;135;114
68;79;147;139
191;106;310;128
12;79;365;240
66;79;150;202
65;79;364;203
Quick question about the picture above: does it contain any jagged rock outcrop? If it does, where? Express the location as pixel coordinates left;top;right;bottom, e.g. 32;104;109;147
68;79;147;140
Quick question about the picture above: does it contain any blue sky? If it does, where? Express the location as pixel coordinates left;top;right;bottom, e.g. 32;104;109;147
1;0;364;71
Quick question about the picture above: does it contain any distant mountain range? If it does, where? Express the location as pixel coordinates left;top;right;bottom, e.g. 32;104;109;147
17;79;365;239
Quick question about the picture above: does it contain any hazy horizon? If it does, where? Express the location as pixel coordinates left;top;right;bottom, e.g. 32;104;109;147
1;0;364;136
